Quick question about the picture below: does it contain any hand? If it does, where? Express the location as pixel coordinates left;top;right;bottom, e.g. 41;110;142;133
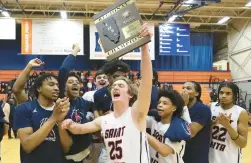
61;119;74;130
140;23;152;38
72;43;80;56
218;113;232;128
58;97;70;122
181;89;189;106
28;58;45;68
51;98;70;122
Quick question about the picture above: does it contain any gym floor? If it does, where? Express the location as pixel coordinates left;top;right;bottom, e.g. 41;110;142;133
1;131;251;163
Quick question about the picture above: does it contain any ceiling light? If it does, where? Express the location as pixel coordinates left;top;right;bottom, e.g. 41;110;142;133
60;11;67;19
1;11;10;17
168;15;178;22
217;17;230;24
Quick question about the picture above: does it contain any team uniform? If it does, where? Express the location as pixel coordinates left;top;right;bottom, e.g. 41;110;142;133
13;100;67;163
183;102;211;163
209;103;244;163
147;116;185;163
58;54;92;163
101;107;150;163
65;97;92;163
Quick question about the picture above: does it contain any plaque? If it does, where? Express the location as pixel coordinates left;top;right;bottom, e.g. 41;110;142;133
92;0;151;61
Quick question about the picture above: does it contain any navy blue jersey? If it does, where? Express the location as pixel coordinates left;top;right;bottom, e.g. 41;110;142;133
66;97;92;156
183;101;211;163
58;55;92;161
13;100;67;163
93;86;112;113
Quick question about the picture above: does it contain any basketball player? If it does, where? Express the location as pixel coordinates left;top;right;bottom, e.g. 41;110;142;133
182;81;211;163
57;45;93;163
209;82;248;163
147;89;190;163
62;23;153;163
12;44;92;163
94;60;130;117
13;73;70;163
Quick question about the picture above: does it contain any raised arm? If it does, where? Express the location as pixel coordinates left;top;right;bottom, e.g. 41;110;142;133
61;117;102;135
132;24;153;130
12;58;44;104
58;44;80;98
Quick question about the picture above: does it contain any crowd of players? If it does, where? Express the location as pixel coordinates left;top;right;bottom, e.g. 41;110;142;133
0;24;249;163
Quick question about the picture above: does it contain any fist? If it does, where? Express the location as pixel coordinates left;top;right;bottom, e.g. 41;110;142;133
72;43;80;51
140;23;153;38
28;58;44;68
61;119;74;130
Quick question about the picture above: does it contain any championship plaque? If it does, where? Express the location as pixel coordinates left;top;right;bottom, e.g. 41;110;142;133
92;0;151;61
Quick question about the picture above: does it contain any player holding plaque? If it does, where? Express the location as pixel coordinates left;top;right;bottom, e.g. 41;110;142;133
93;0;151;61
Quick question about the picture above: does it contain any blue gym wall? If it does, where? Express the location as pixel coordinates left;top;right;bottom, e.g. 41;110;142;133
0;24;213;71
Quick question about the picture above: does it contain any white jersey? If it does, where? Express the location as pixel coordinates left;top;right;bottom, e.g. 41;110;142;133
82;90;96;102
101;107;150;163
147;116;185;163
209;103;244;163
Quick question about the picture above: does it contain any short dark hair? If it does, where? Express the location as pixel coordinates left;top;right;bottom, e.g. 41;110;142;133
32;73;58;98
218;82;240;105
101;60;130;76
68;72;81;82
95;70;106;80
158;89;185;118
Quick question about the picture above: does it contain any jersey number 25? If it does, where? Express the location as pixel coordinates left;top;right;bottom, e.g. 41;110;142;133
108;140;123;160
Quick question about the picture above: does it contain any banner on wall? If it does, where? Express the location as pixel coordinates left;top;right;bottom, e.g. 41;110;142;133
89;22;155;60
159;23;190;56
0;18;16;40
21;19;84;55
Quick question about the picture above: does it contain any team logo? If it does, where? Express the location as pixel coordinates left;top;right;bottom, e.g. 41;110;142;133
103;17;120;44
71;109;85;124
183;121;191;135
40;118;56;142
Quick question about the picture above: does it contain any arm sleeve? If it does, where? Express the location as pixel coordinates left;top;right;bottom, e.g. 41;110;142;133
13;104;32;131
181;106;191;124
193;105;211;126
58;54;76;98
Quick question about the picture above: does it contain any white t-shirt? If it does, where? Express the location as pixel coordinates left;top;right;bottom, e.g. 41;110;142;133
82;90;96;102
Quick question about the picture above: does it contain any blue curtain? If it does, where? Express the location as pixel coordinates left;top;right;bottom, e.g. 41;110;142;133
125;32;213;71
0;25;212;71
